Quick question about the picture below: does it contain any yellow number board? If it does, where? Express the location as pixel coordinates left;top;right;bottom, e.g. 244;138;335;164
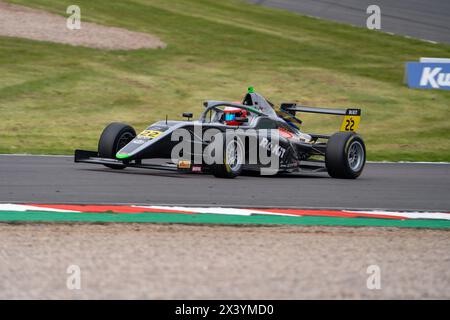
340;109;361;132
137;130;163;139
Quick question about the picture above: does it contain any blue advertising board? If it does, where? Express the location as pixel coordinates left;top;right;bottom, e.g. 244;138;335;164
405;62;450;90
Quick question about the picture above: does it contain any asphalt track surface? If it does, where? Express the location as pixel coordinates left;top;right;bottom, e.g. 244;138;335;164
247;0;450;44
1;155;449;211
1;155;449;299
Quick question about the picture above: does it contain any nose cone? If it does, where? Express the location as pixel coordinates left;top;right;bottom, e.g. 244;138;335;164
116;152;131;159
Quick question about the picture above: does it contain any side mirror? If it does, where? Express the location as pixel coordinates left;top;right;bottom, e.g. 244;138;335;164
182;112;193;120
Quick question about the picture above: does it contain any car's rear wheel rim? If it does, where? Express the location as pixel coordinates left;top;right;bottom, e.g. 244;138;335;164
347;140;364;172
225;140;243;172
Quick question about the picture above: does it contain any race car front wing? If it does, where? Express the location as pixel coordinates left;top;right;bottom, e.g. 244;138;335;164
74;150;180;172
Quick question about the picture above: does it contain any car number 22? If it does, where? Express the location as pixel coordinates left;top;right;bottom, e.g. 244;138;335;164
138;130;162;139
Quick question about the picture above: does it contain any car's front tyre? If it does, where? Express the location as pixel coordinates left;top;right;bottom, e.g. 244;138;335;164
325;132;366;179
98;122;136;169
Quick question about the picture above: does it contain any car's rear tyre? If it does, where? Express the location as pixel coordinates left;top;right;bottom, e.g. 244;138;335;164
98;122;136;169
325;132;366;179
210;137;244;178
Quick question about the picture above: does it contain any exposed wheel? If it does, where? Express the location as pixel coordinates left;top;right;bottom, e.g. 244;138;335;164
210;136;244;178
325;132;366;179
98;122;136;169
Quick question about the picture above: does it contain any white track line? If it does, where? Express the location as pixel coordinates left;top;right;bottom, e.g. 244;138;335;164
367;161;450;165
137;205;295;217
0;154;72;158
1;204;449;220
0;200;447;213
137;205;450;220
344;210;450;220
0;204;78;213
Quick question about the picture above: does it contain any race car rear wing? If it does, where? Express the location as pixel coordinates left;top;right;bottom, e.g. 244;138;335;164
280;103;361;132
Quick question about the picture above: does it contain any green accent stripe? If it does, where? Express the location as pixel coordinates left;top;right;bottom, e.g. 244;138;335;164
115;153;130;159
0;211;449;229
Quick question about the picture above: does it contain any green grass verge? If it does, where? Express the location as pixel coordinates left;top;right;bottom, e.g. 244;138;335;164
0;210;449;228
1;0;449;160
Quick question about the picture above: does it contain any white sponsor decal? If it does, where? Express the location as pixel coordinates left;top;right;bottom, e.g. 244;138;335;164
259;137;286;158
132;139;146;144
419;67;450;88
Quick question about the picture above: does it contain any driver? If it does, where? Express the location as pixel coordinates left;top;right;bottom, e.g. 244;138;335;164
223;107;248;126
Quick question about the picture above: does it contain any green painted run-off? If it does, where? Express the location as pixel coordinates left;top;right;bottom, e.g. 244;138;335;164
0;210;449;229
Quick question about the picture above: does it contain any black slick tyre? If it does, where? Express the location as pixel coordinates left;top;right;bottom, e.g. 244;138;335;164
325;132;366;179
98;122;136;169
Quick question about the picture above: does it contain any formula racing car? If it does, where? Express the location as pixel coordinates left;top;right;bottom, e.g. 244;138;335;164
75;88;366;179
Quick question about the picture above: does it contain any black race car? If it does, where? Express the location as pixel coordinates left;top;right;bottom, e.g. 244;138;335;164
75;88;366;179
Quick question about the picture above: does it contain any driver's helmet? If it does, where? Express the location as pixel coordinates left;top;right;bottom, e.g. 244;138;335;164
223;107;248;126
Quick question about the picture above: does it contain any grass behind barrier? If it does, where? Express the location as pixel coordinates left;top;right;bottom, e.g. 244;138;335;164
1;0;450;160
